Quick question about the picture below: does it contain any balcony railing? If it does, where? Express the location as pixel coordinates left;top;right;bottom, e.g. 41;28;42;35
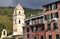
39;19;43;23
25;19;44;26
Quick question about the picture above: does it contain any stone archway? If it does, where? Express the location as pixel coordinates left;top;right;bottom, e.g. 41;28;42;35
1;29;7;38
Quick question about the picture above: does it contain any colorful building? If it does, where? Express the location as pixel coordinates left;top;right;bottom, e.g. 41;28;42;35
23;1;60;39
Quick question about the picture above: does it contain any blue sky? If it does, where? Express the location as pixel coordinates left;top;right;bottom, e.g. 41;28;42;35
0;0;59;9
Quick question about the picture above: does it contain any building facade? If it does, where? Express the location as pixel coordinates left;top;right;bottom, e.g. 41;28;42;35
23;1;60;39
13;3;25;39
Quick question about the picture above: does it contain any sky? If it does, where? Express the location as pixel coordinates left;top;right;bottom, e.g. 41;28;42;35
0;0;59;9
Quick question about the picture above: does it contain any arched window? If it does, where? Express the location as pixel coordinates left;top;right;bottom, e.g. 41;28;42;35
19;11;20;14
3;31;5;35
19;20;20;23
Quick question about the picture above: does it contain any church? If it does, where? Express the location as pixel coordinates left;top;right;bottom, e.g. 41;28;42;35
12;3;25;39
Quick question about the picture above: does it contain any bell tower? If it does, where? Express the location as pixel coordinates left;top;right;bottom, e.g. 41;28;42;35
13;3;25;35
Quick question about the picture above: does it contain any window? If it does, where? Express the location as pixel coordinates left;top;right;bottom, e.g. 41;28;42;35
47;24;51;30
51;3;57;10
32;26;37;32
46;14;51;20
53;22;58;30
32;18;37;24
3;31;5;35
41;36;44;39
34;36;37;39
19;11;20;14
53;12;58;18
49;35;52;39
51;12;58;19
27;27;29;32
40;25;44;31
56;34;60;39
46;5;49;11
44;15;47;20
44;14;51;20
27;34;29;38
30;20;32;25
19;20;20;23
39;16;43;23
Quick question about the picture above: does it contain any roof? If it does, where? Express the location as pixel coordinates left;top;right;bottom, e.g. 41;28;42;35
14;3;24;10
25;13;44;21
43;0;60;6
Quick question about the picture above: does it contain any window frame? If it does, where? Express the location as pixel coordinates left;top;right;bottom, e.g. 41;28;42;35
40;25;44;31
39;16;43;23
51;12;58;20
53;12;58;18
32;26;37;32
44;14;51;21
46;14;51;20
47;23;51;30
51;3;57;10
48;35;52;39
19;11;20;14
34;36;37;39
53;22;58;30
46;5;49;11
56;34;60;39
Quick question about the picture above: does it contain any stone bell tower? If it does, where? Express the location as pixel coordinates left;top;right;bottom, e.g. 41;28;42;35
13;3;25;35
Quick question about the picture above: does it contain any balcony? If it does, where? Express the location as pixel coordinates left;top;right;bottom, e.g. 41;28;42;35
25;19;44;26
39;19;43;23
32;20;38;25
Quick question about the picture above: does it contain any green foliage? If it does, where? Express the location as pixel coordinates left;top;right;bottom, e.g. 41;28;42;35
0;7;42;37
24;8;42;17
0;23;6;37
0;7;13;37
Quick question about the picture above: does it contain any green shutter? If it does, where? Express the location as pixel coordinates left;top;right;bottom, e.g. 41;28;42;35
47;14;51;20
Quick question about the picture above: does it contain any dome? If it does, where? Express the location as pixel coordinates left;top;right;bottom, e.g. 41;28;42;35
15;3;24;10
